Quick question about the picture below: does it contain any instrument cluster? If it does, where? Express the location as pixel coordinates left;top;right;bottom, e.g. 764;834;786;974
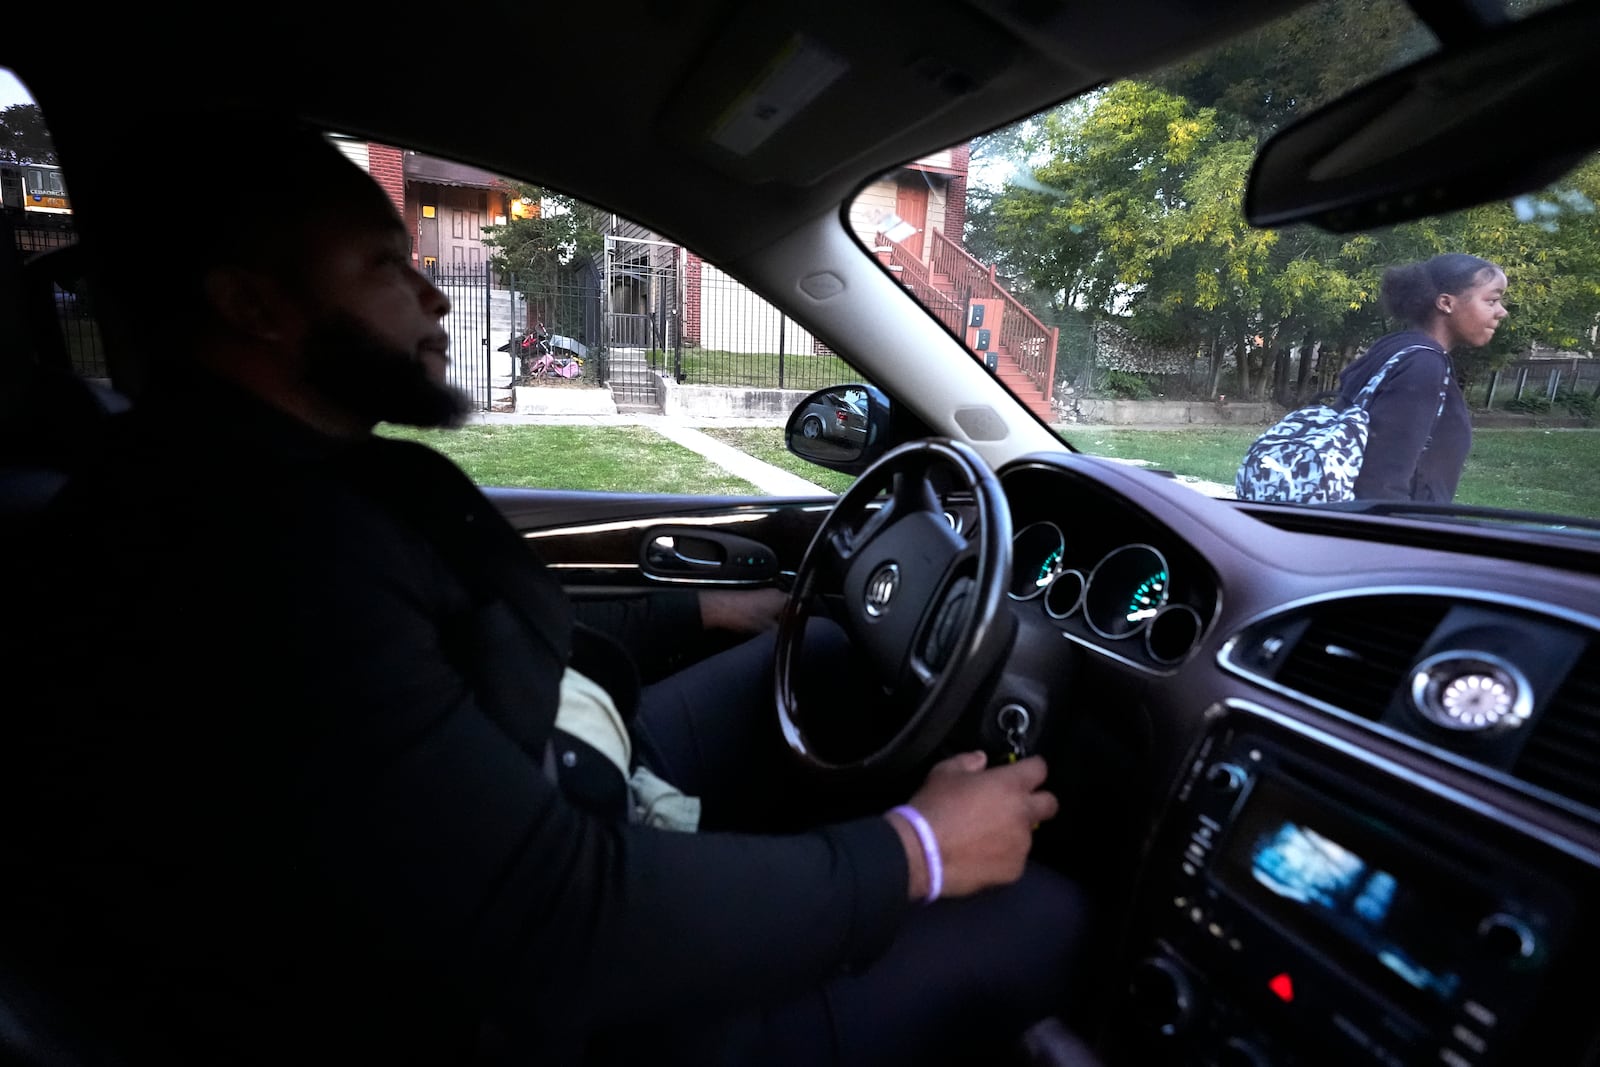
1000;462;1218;672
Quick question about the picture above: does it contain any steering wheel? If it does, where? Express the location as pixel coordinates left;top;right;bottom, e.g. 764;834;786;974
775;438;1015;777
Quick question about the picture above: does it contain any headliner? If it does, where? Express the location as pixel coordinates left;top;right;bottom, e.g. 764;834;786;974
5;0;1312;268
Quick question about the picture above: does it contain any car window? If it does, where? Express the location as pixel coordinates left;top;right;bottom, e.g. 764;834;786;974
2;72;874;499
412;169;877;495
1;66;108;388
850;0;1600;524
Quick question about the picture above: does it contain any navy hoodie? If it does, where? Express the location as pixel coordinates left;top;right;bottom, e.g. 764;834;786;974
1337;329;1472;502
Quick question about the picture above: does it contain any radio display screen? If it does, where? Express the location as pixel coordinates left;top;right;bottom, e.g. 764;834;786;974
1211;773;1483;1010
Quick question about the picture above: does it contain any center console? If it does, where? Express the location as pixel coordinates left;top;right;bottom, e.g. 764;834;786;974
1105;701;1599;1066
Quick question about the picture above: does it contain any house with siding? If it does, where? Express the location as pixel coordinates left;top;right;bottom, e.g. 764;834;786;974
341;138;1056;417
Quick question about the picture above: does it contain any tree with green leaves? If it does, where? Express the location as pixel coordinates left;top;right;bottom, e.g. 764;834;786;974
480;186;605;284
1149;0;1432;142
0;103;56;164
969;2;1600;405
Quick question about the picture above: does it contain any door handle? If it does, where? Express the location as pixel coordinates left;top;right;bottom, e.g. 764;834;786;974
649;535;723;568
640;526;779;583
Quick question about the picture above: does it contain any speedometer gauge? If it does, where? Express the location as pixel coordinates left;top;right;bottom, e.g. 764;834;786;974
1009;521;1066;600
1126;570;1168;625
1083;544;1171;639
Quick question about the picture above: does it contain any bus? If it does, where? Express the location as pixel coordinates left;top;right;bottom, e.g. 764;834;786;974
1;160;70;216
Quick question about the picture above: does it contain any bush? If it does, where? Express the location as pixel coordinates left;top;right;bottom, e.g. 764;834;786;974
1100;369;1156;400
1503;396;1552;414
1558;390;1598;420
1493;393;1597;420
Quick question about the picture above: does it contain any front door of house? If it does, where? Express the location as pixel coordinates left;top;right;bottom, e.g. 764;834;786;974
895;179;929;261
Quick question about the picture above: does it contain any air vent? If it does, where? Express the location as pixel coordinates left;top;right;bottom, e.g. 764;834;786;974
1514;649;1600;815
1272;596;1451;721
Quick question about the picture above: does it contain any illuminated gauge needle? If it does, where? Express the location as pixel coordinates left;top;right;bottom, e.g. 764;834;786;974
1036;547;1064;589
1125;571;1167;623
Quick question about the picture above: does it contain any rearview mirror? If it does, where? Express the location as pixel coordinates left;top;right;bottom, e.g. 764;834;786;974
1245;2;1599;232
785;383;891;474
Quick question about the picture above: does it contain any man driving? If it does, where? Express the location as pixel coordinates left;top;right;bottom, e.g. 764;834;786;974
4;114;1086;1066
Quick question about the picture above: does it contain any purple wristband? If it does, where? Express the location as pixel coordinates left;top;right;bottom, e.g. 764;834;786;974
891;804;943;904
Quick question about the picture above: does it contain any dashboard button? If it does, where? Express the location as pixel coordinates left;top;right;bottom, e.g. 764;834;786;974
1451;1025;1487;1054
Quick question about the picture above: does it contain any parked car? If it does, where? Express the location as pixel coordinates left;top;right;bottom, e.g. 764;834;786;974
796;390;866;442
4;0;1600;1064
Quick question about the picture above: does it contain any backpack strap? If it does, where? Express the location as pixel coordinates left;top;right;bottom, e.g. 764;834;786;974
1351;344;1439;409
1351;343;1454;453
1432;358;1452;419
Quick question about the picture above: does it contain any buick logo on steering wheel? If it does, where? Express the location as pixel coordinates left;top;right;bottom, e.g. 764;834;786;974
864;563;900;618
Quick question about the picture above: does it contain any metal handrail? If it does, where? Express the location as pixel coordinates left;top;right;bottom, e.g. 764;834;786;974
880;239;965;337
927;229;1058;404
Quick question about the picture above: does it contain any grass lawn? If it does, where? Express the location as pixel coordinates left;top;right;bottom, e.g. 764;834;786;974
655;349;862;392
382;421;1600;519
379;424;764;495
1067;427;1600;515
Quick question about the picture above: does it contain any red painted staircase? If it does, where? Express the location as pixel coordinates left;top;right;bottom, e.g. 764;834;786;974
879;232;1059;422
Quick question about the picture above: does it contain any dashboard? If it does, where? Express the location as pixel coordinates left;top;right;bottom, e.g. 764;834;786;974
985;452;1600;1067
506;445;1600;1065
999;461;1221;676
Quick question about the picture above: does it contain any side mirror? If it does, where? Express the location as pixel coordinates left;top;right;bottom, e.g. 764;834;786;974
784;383;891;475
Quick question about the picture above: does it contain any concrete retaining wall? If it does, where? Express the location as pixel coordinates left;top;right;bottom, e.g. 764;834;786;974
658;376;814;420
513;385;620;415
661;380;1281;426
1069;399;1274;427
514;376;1595;430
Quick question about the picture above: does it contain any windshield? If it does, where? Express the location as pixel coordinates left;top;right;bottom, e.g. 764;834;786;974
850;0;1600;524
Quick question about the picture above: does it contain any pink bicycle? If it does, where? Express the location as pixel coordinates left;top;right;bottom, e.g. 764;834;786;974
503;322;586;379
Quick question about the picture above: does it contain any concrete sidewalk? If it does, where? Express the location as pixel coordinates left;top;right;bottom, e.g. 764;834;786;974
463;406;833;496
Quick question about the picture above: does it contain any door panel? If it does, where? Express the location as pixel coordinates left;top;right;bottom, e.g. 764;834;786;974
485;487;832;593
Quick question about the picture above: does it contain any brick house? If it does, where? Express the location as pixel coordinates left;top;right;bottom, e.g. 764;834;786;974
332;135;516;274
340;137;1056;416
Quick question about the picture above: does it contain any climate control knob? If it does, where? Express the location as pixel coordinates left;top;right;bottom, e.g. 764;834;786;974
1127;955;1196;1037
1203;762;1247;794
1478;913;1538;963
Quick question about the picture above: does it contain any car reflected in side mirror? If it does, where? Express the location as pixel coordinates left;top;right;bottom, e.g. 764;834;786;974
785;383;891;475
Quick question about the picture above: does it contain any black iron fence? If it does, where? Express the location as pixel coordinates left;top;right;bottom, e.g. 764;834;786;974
424;264;603;408
8;215;109;380
10;217;880;412
681;263;855;392
511;268;604;384
426;264;495;409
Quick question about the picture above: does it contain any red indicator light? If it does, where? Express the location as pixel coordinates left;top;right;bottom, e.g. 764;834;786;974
1268;973;1294;1003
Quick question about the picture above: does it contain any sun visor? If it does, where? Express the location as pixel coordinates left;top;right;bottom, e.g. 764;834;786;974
658;1;1013;187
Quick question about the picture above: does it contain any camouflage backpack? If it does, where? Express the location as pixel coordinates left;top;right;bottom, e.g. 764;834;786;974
1234;346;1446;504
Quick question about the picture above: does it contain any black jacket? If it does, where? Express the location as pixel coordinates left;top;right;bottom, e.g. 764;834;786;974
3;376;909;1064
1337;329;1472;502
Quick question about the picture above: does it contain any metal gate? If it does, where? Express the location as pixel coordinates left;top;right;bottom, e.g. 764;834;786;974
428;263;497;410
430;244;678;412
508;265;603;386
603;235;680;411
